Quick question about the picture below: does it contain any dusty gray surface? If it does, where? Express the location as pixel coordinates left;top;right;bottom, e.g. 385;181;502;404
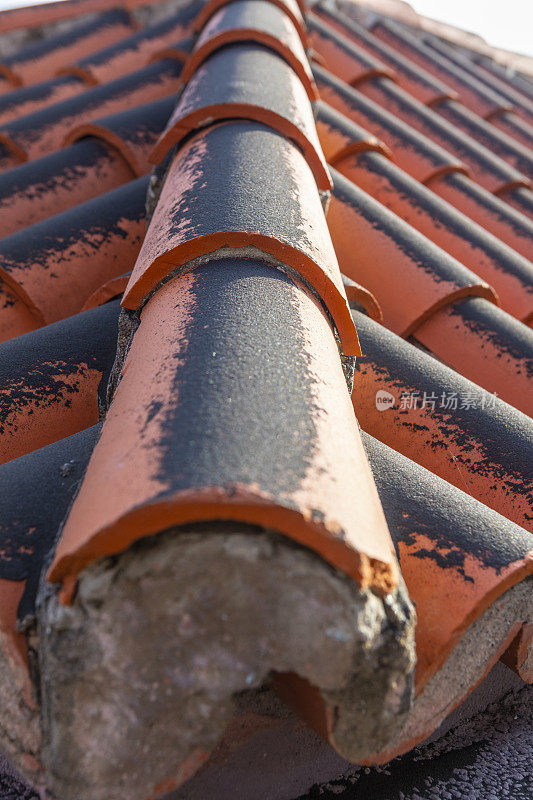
37;523;414;800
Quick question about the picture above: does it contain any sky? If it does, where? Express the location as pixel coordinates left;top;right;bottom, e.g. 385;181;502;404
0;0;531;56
410;0;533;56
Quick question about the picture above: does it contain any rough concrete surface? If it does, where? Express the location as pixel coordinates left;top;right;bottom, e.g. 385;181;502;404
36;523;415;800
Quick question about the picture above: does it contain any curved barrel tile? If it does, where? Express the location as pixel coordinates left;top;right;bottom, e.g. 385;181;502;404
0;301;119;465
0;277;39;343
358;78;531;196
316;103;533;317
81;273;131;311
313;64;465;184
0;8;135;87
193;0;307;44
312;5;456;105
151;44;331;190
342;274;383;321
63;95;176;178
351;310;533;532
371;19;515;121
60;3;201;85
49;260;397;600
314;98;392;164
0;177;147;328
413;297;533;417
0;58;183;163
0;425;99;776
126;121;357;356
361;432;533;760
328;167;497;337
0;75;86;127
0;139;134;240
182;0;317;99
307;13;395;87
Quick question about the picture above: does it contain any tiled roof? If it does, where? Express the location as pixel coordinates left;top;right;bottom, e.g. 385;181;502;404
0;0;531;798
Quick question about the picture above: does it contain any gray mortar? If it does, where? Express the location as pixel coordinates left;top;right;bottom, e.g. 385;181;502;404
385;578;532;753
109;244;356;393
37;522;415;800
0;633;40;784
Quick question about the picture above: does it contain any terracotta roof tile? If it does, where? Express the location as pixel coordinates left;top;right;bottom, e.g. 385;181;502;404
313;6;533;178
0;0;531;794
60;1;201;84
315;64;533;256
50;259;396;598
351;309;533;531
0;8;135;87
126;120;357;355
0;137;134;239
151;43;331;189
0;56;184;163
316;101;533;321
194;0;307;43
182;0;317;99
0;176;147;333
0;300;119;465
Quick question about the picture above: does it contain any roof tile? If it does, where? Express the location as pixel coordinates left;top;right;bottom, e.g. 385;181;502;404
316;100;533;320
182;0;317;99
0;176;147;332
0;8;135;87
50;260;397;598
151;43;331;189
126;120;357;355
0;300;119;465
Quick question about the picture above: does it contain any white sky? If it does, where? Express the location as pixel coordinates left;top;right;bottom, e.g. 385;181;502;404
410;0;533;57
0;0;531;56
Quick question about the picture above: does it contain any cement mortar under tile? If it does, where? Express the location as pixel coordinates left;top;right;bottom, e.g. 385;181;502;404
38;523;415;800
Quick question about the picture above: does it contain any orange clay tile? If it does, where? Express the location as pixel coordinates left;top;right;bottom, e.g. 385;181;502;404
364;431;533;694
427;170;533;261
49;260;397;600
351;310;533;533
342;275;383;321
0;0;159;35
314;65;533;258
0;579;33;710
317;103;533;318
194;0;307;45
0;58;182;164
312;5;457;106
354;79;532;197
328;168;497;338
358;432;533;760
312;7;533;179
58;3;201;85
125;120;357;357
277;431;533;759
307;13;396;88
64;95;176;178
81;273;131;311
0;300;120;466
0;177;147;328
0;9;136;88
315;102;393;165
313;64;466;185
371;18;515;121
308;22;531;197
413;298;533;418
150;44;331;191
0;277;39;344
181;0;317;100
0;139;134;240
0;75;85;128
